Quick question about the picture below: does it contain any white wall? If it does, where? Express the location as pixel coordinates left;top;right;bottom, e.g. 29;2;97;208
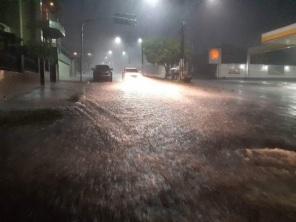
143;64;166;78
58;51;72;81
218;64;296;79
58;61;71;81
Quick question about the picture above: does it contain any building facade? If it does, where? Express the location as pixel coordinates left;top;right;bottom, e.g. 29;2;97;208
0;0;73;81
217;23;296;80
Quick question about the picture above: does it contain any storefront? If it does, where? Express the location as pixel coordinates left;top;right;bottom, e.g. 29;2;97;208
245;23;296;79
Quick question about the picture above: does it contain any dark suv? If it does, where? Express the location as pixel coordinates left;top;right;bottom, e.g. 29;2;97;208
93;65;113;82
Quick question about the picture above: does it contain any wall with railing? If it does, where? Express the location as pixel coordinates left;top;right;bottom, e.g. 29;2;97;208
143;64;166;78
0;51;39;73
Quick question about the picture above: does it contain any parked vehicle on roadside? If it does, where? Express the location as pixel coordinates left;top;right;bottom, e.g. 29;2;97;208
168;67;179;80
93;65;113;82
167;66;192;82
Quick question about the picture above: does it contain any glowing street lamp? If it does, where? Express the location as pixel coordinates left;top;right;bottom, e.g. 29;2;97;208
49;2;54;7
87;52;92;57
145;0;159;7
207;0;220;6
114;36;122;45
73;52;78;56
138;38;143;44
122;51;126;56
108;50;113;55
285;66;291;72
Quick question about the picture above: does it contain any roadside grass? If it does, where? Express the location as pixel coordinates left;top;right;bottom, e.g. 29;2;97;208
0;109;63;128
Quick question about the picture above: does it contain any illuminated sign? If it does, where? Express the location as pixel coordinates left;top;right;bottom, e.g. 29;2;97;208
209;48;222;64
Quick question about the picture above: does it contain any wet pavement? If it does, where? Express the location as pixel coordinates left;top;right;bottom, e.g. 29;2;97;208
0;82;86;111
1;77;296;222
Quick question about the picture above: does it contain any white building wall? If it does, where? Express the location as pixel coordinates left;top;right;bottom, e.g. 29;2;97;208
58;51;72;81
143;64;166;78
218;64;296;79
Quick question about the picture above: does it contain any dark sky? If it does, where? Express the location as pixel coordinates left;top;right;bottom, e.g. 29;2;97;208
59;0;296;62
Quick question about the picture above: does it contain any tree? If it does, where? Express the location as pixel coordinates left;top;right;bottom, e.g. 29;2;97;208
143;39;181;77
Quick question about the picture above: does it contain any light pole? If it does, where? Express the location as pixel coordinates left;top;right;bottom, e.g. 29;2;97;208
80;19;99;82
180;21;186;80
18;0;24;73
80;22;86;82
138;38;144;71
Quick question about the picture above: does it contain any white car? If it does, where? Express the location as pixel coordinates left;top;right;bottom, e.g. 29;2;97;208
122;67;142;79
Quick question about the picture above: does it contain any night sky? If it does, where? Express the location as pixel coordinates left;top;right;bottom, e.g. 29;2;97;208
59;0;296;64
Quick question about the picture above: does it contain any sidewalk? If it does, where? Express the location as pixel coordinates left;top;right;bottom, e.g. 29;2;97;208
0;70;40;101
0;81;86;111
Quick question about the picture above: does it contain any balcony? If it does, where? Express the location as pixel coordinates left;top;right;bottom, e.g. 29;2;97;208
43;20;66;39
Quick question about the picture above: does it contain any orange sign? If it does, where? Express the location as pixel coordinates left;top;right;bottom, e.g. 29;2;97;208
209;48;222;64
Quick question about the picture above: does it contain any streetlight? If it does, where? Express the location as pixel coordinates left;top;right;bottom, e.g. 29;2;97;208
138;38;143;44
114;36;122;45
87;52;92;57
285;66;291;72
108;50;113;55
73;52;78;56
145;0;159;7
208;0;218;4
122;51;126;56
79;15;135;82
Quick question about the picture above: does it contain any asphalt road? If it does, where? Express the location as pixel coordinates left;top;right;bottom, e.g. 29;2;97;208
1;77;296;222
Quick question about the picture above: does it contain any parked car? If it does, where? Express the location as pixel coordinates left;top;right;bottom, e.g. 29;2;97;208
122;67;142;79
168;66;192;82
93;65;113;82
169;67;179;80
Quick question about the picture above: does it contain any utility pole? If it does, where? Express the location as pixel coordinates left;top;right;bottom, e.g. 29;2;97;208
180;21;186;80
141;43;144;71
19;0;24;73
80;23;85;82
80;0;85;82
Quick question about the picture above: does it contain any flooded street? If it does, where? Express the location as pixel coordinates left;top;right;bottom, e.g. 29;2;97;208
1;78;296;221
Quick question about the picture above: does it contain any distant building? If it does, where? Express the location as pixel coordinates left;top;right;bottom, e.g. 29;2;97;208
249;23;296;66
217;23;296;79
